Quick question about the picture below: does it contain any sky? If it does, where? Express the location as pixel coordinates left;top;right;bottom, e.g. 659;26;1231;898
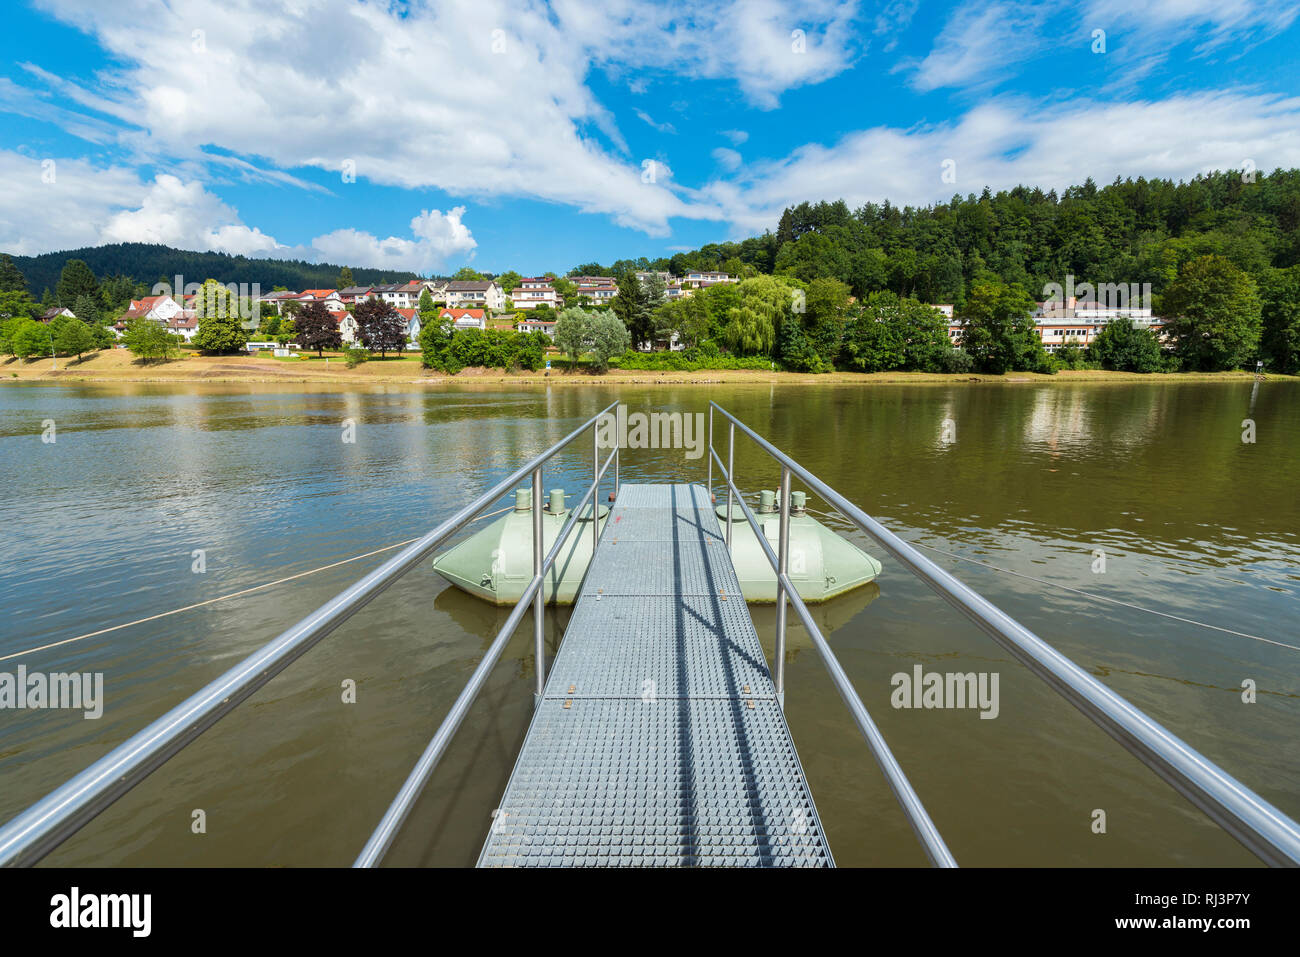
2;0;1300;277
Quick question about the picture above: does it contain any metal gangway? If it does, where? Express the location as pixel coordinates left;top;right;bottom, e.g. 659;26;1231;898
2;400;1299;868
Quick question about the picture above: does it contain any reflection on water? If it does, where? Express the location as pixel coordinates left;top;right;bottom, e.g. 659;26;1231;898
1;379;1297;866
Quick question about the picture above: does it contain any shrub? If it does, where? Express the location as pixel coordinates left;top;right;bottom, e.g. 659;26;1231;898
938;348;973;374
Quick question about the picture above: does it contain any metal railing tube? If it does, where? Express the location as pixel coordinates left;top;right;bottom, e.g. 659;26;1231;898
707;406;713;494
711;448;776;569
353;571;545;867
532;467;545;699
592;423;600;552
710;457;952;863
778;572;957;867
542;445;616;573
709;402;1300;867
774;466;791;696
359;443;618;866
725;422;735;549
0;401;618;869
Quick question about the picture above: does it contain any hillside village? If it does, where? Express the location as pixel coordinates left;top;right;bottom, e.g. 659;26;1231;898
100;270;1165;357
104;270;749;352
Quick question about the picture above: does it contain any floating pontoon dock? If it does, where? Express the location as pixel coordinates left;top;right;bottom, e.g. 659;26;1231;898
478;483;830;867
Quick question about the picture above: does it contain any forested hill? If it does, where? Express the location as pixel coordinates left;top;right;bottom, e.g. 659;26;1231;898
7;243;415;297
611;169;1300;305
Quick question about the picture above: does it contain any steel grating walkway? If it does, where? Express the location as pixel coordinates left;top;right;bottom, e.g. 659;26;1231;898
478;483;833;867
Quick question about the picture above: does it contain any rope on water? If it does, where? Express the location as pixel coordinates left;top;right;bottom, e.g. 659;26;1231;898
0;505;517;663
802;506;1300;653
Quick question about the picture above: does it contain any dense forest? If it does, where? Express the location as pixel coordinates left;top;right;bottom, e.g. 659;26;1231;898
6;243;414;300
573;169;1300;304
560;169;1300;374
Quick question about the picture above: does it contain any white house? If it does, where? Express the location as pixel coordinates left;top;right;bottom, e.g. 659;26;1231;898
511;277;563;310
338;312;360;345
124;295;183;322
440;307;486;330
296;289;345;312
571;277;618;305
257;290;300;313
516;317;556;335
681;271;737;288
397;308;420;348
167;310;199;343
446;281;505;311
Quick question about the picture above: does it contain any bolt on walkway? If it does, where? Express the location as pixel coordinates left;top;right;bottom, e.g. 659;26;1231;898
478;483;833;867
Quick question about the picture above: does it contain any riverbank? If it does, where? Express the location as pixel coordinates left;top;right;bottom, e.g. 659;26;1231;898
0;348;1287;386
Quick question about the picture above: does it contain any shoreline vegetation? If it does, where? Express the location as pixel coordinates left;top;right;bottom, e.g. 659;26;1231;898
0;348;1287;387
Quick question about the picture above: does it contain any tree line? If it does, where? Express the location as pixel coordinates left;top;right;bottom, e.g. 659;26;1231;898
557;170;1300;374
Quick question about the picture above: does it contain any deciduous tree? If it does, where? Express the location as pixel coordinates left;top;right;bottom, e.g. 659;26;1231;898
1162;255;1261;371
354;298;407;357
295;302;341;356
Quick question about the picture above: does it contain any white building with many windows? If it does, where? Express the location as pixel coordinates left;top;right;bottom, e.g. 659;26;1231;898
511;277;563;310
446;281;505;311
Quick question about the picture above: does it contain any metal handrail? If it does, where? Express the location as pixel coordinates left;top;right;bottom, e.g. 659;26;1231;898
710;446;955;867
354;438;618;867
0;401;619;868
708;401;1300;868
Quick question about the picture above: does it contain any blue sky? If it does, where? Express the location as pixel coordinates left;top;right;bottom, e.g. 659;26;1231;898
2;0;1300;276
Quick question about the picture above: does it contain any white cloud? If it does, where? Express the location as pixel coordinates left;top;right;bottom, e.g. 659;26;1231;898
310;208;477;273
1085;0;1300;54
24;0;857;237
721;129;750;145
902;0;1300;93
101;174;280;255
899;1;1052;92
702;91;1300;234
27;0;710;236
553;0;863;109
712;147;743;171
873;0;920;52
0;151;475;272
634;109;677;134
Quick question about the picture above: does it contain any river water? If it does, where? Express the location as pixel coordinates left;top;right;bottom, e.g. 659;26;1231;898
1;380;1296;866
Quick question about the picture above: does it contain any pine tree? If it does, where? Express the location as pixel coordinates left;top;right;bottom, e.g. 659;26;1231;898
72;294;99;325
338;266;355;288
56;259;99;309
0;254;26;293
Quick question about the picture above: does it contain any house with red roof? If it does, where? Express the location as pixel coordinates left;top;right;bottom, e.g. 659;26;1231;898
439;307;486;331
295;289;345;312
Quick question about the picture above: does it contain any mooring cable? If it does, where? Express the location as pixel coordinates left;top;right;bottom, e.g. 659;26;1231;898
0;505;517;664
800;505;1298;653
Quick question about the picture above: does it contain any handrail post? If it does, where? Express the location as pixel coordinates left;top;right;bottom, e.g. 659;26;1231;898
614;445;620;499
592;423;599;552
725;422;735;549
707;406;713;495
532;466;545;700
774;466;791;698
